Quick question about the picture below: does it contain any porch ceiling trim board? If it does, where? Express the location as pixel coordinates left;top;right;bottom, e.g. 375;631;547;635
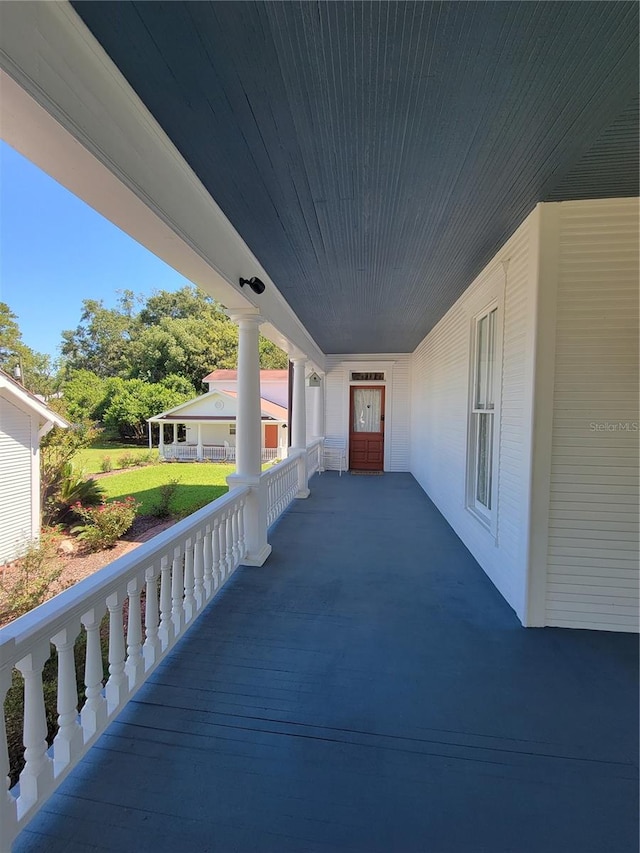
0;2;325;370
67;0;639;355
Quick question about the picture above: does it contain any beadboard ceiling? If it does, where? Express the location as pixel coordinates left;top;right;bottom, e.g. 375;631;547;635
71;1;638;354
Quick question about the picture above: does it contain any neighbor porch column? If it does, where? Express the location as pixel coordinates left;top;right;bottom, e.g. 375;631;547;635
159;423;164;458
226;310;271;566
172;423;178;445
197;424;203;461
291;355;310;498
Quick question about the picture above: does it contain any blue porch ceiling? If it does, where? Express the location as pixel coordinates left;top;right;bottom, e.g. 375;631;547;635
71;1;639;354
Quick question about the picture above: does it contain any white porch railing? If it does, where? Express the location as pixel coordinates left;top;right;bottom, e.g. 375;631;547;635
163;444;198;460
161;445;279;463
262;456;299;528
202;445;227;461
306;438;323;478
0;488;249;851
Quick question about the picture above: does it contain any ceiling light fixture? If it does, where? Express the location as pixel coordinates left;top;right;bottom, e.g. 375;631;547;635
239;276;266;295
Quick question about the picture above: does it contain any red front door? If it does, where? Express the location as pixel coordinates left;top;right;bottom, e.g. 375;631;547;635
264;423;278;448
349;386;385;471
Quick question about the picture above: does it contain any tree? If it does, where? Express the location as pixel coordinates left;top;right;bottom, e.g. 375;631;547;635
103;378;191;441
0;302;57;397
60;293;135;378
60;286;288;387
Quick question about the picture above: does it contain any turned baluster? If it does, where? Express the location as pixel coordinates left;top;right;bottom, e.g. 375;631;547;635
203;524;213;599
218;514;227;585
125;577;144;690
105;591;127;714
171;546;184;636
80;606;107;740
15;642;54;809
193;530;205;610
238;500;247;559
211;518;222;591
231;508;240;568
143;565;161;670
51;623;83;775
0;666;17;839
183;538;195;623
158;554;174;649
226;512;234;573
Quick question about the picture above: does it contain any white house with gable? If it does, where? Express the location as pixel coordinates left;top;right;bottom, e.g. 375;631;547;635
0;369;69;564
148;370;289;462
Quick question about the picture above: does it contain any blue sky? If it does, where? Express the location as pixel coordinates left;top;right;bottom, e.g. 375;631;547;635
0;140;191;361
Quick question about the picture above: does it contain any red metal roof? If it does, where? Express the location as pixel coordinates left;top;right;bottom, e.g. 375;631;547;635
203;369;288;383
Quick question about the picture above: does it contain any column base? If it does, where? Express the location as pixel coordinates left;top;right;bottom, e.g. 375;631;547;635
241;543;272;567
296;488;310;499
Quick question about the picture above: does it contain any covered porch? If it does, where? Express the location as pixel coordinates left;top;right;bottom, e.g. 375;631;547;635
12;472;638;853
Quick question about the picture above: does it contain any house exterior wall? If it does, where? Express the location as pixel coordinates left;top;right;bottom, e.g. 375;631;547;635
176;392;238;418
184;423;234;446
544;197;639;632
323;355;411;472
0;397;36;564
409;213;536;622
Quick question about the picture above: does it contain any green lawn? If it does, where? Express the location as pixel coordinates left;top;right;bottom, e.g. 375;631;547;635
74;442;158;474
98;462;235;516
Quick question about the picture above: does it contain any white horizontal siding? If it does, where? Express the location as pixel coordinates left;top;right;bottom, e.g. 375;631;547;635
546;197;639;632
0;397;35;564
410;214;536;621
324;354;411;472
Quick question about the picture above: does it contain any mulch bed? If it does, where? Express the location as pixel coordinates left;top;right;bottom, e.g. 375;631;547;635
0;516;178;629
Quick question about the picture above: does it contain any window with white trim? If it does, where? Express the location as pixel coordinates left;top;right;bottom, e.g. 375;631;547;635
468;306;498;525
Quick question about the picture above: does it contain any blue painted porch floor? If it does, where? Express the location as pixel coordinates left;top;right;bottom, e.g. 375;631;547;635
15;473;638;853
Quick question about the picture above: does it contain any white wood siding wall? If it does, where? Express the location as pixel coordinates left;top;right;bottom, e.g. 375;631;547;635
324;354;411;472
0;398;35;564
410;215;536;622
546;198;639;632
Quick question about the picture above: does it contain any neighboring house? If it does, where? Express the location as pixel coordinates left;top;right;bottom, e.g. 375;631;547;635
148;371;288;462
0;369;69;564
204;369;288;407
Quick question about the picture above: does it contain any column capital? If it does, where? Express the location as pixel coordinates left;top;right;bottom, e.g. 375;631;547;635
226;308;263;327
290;351;307;364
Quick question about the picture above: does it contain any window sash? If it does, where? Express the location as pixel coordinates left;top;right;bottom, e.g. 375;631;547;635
469;306;498;522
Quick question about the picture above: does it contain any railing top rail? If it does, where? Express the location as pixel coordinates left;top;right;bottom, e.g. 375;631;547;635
0;485;251;663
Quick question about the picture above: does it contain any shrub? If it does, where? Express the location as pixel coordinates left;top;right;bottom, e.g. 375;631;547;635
73;497;140;551
100;455;113;473
153;478;179;519
0;530;64;622
45;462;106;525
116;452;140;469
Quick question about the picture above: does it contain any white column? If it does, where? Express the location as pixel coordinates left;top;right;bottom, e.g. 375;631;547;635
291;356;307;450
172;423;178;445
197;423;203;460
312;376;325;439
159;424;164;458
226;310;271;566
291;355;310;498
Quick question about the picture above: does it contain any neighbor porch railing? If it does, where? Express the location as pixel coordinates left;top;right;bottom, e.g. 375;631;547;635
162;445;280;463
0;440;323;850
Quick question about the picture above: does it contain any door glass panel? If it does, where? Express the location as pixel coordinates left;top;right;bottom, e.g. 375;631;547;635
352;389;382;432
